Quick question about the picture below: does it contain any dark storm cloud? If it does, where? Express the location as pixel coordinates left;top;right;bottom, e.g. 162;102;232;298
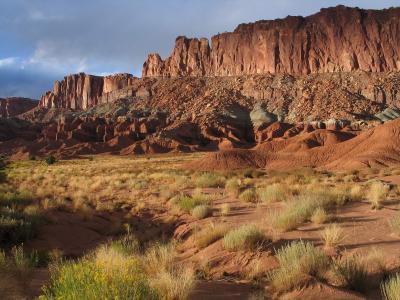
0;0;399;98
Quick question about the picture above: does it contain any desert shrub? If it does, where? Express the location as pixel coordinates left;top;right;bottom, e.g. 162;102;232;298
333;255;368;292
223;225;265;251
311;207;328;224
367;181;389;209
194;223;229;249
381;273;400;300
45;155;57;165
388;212;400;236
239;188;258;203
194;173;225;188
225;178;241;197
191;205;211;219
269;241;329;292
257;184;287;203
321;224;345;248
41;246;157;300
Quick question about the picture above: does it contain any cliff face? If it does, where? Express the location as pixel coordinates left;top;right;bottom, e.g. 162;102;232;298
0;98;38;118
39;73;135;109
143;6;400;77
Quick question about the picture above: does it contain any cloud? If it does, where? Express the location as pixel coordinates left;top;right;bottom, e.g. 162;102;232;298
0;0;399;98
0;57;18;68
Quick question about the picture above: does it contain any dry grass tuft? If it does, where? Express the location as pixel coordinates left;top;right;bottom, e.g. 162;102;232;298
223;225;265;251
194;223;229;249
367;181;389;209
321;224;345;248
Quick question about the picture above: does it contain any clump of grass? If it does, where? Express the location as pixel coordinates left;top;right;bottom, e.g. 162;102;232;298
367;181;389;209
333;255;368;292
321;224;345;248
172;194;210;213
191;205;211;219
239;189;258;203
195;173;225;188
266;189;350;232
225;178;241;197
194;223;229;249
381;273;400;300
311;207;329;224
388;212;400;236
143;243;195;300
350;185;363;201
150;268;194;300
223;225;265;251
257;184;287;203
220;203;230;216
269;241;329;292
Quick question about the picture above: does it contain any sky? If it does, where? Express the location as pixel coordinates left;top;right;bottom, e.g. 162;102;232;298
0;0;399;99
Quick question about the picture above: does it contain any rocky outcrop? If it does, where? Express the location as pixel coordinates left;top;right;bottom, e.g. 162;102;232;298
0;98;38;118
143;6;400;77
39;73;136;109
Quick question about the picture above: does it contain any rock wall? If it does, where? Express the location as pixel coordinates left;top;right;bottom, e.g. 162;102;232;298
0;98;38;118
142;5;400;77
39;73;136;110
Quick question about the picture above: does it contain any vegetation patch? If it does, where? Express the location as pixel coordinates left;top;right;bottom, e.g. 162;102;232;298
223;225;265;251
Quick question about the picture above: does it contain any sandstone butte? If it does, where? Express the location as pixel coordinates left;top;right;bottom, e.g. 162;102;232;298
142;5;400;77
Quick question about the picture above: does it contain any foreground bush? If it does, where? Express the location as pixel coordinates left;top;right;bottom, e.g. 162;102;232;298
381;273;400;300
172;194;210;213
42;241;195;300
269;241;329;292
223;225;265;251
41;246;157;300
321;224;345;248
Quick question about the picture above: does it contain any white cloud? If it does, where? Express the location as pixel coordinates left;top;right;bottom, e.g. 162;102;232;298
0;57;18;68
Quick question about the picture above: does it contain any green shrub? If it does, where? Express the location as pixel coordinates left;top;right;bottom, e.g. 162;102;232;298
45;155;57;165
223;225;265;251
173;194;210;213
239;189;258;203
41;247;157;300
269;241;329;292
381;273;400;300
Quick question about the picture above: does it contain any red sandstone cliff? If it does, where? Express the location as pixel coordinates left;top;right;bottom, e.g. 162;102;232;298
39;73;136;109
0;98;38;118
142;5;400;77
